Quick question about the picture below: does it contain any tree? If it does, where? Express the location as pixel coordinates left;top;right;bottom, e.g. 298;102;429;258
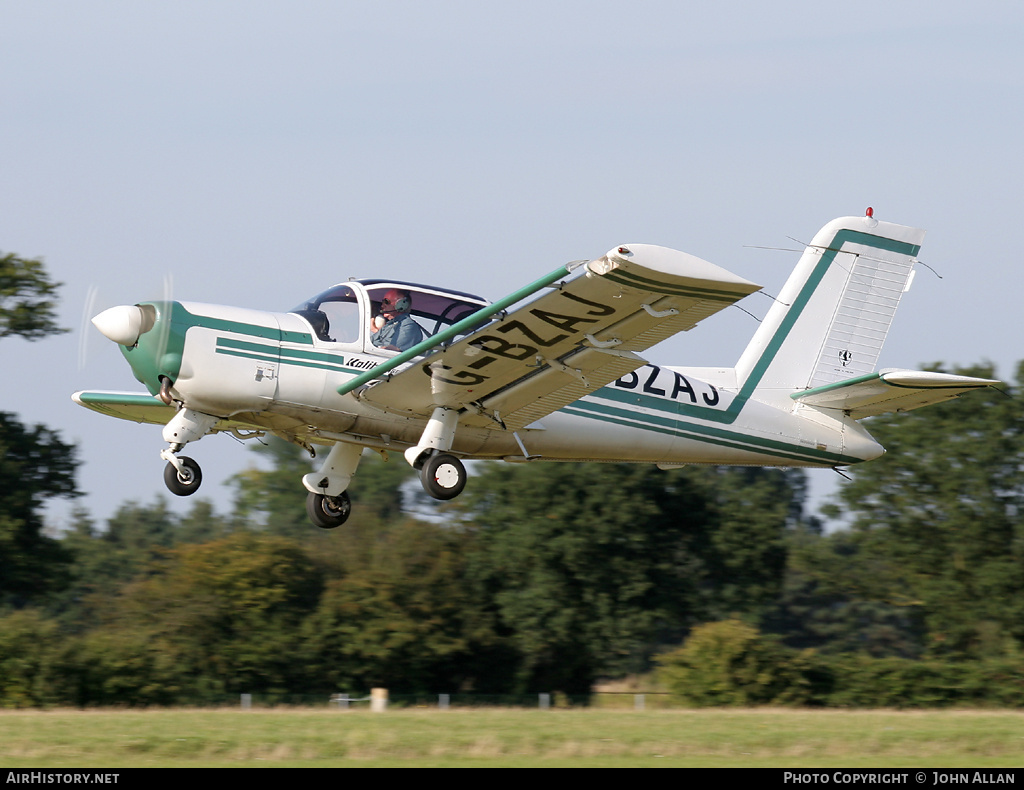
303;518;496;693
458;462;805;694
0;413;78;603
0;252;66;340
656;618;812;706
104;533;324;700
828;363;1024;658
763;527;928;658
0;252;76;605
230;437;315;537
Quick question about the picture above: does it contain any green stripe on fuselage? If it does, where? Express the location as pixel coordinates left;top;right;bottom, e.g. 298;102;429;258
215;336;375;375
563;397;858;465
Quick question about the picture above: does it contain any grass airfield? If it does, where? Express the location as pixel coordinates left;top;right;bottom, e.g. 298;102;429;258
1;707;1023;768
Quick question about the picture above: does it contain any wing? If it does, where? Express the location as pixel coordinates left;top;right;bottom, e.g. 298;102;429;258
73;390;177;425
71;390;269;434
791;369;1000;419
345;244;761;430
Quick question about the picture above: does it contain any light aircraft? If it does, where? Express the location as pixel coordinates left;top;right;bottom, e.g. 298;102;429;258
74;212;997;528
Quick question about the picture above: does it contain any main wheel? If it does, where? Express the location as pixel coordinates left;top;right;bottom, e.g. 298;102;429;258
420;453;466;500
306;490;351;529
163;456;202;496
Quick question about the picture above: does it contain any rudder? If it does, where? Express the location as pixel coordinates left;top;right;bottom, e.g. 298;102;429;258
734;214;925;408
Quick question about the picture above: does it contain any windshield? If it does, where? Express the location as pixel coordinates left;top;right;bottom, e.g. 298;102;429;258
289;285;361;343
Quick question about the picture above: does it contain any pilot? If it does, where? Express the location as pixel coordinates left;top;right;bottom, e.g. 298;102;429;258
370;288;425;352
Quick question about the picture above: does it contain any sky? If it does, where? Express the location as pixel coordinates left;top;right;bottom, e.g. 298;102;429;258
3;1;1022;530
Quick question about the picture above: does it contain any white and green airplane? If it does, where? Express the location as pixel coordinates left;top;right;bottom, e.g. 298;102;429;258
74;213;997;528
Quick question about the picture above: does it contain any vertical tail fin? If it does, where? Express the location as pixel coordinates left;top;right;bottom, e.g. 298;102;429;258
735;215;925;408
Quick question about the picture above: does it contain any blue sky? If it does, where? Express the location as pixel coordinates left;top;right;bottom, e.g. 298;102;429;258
3;1;1021;527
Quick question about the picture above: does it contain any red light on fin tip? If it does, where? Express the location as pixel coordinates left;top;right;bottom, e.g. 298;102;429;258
866;207;874;218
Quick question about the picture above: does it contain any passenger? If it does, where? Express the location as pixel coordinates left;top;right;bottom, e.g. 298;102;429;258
369;289;425;352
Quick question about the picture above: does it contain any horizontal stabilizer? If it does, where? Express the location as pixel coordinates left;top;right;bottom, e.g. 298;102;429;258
791;369;999;419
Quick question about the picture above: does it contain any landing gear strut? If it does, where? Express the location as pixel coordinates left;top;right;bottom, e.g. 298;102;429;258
405;406;469;501
159;407;218;498
302;442;363;529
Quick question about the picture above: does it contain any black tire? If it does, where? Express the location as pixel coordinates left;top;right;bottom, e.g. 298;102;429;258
163;456;202;496
306;490;351;529
420;453;466;500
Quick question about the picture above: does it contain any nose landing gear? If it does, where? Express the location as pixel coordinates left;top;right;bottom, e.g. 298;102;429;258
159;407;218;497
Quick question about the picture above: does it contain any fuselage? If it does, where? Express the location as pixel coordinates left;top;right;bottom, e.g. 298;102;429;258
118;295;883;470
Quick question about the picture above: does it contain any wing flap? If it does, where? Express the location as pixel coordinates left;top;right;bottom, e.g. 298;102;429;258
357;244;760;428
459;347;646;430
792;369;999;419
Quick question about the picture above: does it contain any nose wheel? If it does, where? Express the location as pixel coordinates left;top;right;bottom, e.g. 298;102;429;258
306;490;352;529
420;453;466;500
163;455;202;496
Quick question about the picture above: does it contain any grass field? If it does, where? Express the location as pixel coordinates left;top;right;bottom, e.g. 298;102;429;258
1;707;1023;768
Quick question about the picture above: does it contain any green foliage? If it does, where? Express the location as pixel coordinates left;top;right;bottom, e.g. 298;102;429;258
656;622;1024;709
815;654;1024;709
230;437;315;537
656;619;814;706
459;462;805;693
98;532;324;701
683;467;800;619
58;628;187;707
0;413;78;603
302;513;503;693
230;439;415;539
830;363;1024;658
763;528;928;658
0;609;63;708
0;252;66;340
0;254;79;607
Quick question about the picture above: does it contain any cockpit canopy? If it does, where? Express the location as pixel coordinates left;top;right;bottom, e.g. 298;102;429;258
289;279;490;352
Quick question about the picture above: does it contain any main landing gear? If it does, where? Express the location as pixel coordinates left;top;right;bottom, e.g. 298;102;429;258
405;407;468;501
301;442;362;530
155;404;474;530
420;452;467;500
306;490;352;529
300;407;471;529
